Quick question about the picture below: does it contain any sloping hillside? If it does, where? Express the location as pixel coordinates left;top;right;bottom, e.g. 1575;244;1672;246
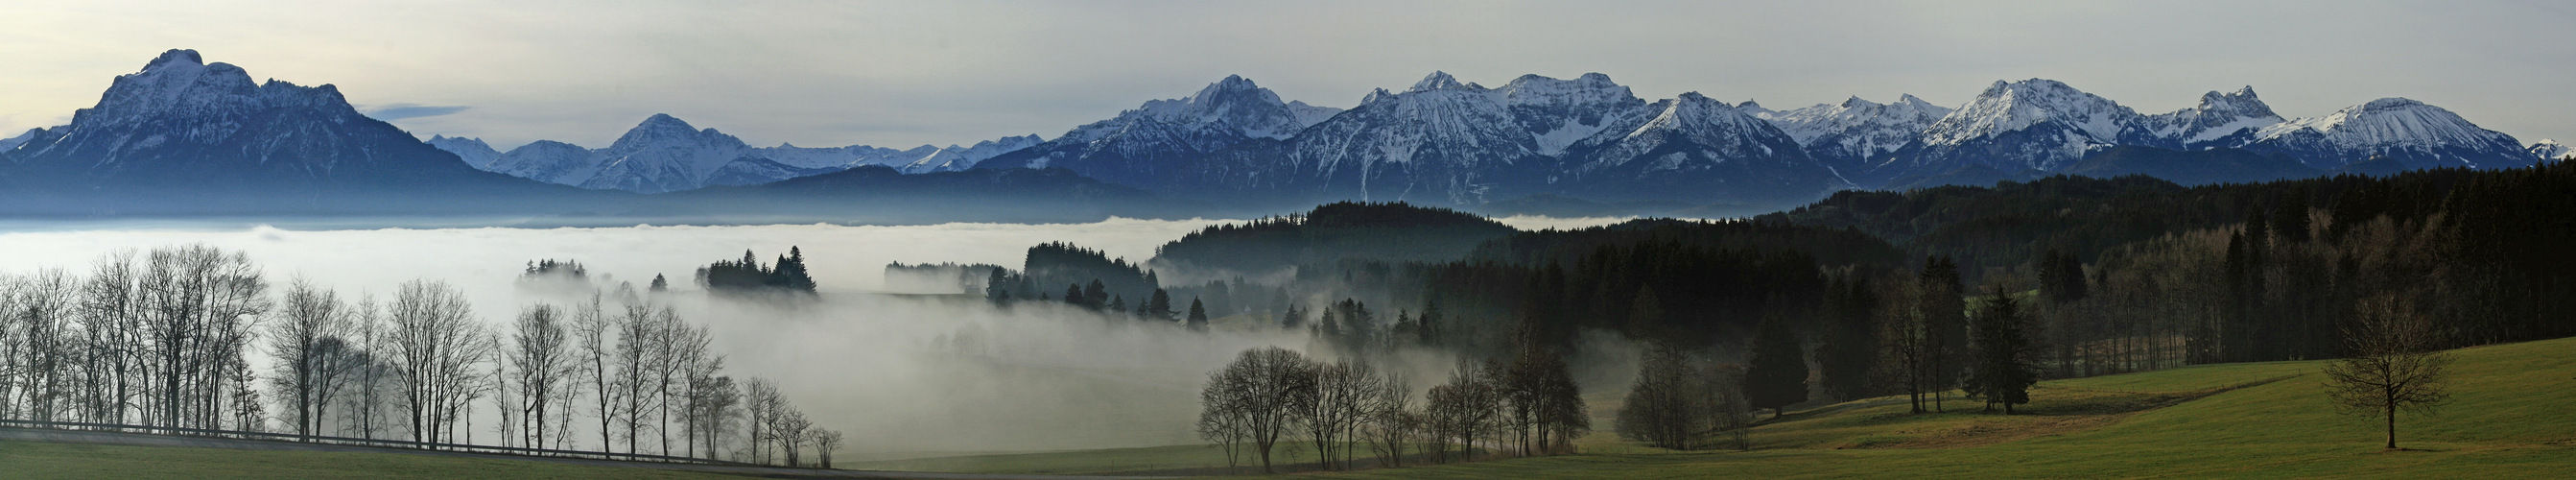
1312;336;2576;478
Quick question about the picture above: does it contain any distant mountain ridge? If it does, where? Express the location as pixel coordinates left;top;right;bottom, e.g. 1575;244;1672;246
439;114;1043;193
3;50;2548;219
966;73;2537;211
0;50;1180;221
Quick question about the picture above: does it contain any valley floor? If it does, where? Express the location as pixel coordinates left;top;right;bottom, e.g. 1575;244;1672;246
8;336;2571;479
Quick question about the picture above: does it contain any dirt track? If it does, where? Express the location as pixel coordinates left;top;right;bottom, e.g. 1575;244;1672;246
0;426;1168;480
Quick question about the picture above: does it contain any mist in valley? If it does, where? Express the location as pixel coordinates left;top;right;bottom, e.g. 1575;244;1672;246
0;215;1642;456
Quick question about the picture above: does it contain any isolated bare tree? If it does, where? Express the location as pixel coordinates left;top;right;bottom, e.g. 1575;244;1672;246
2322;295;2453;450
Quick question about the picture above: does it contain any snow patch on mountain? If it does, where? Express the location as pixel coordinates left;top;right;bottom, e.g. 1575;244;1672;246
2243;98;2531;169
425;134;501;169
2146;86;2283;146
1762;94;1953;160
2534;139;2572;162
1925;79;2140;147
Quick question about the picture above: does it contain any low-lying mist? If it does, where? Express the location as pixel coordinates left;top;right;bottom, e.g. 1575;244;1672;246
0;215;1638;454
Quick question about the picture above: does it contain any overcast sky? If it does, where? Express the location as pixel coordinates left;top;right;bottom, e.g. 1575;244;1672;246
4;0;2571;151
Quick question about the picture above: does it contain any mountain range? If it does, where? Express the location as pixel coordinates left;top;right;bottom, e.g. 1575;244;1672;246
3;50;2562;219
0;50;1160;221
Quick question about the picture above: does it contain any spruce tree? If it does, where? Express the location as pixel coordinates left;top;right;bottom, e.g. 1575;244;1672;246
1919;256;1966;411
1969;287;2038;414
1743;310;1808;420
1146;288;1176;322
1187;299;1209;332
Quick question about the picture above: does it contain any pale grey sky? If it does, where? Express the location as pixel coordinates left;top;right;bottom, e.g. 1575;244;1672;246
3;0;2570;151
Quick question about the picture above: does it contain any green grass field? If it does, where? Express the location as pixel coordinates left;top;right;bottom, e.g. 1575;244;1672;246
1296;336;2576;479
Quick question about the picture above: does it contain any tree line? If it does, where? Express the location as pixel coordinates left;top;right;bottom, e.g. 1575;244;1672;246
1196;329;1586;474
0;245;844;468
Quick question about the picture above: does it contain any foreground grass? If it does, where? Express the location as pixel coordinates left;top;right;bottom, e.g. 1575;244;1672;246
1305;336;2576;478
0;440;737;479
843;444;1239;475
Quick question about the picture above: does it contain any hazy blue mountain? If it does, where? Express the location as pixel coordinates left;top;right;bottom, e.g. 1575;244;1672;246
0;49;578;214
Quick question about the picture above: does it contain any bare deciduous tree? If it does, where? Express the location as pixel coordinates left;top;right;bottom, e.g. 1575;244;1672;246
266;278;354;440
2322;295;2453;450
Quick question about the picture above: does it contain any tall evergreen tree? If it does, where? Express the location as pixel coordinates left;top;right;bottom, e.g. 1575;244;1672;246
1416;299;1444;347
1816;276;1880;401
1968;286;2039;414
1187;299;1210;332
1626;286;1666;341
1743;310;1808;420
1146;289;1177;322
1918;256;1967;412
1083;279;1109;310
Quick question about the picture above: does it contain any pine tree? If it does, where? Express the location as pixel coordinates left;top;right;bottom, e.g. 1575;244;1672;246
1187;299;1210;332
1919;256;1966;412
1816;276;1880;401
1146;289;1176;322
1064;284;1086;307
650;274;669;293
1416;299;1444;347
1083;279;1109;309
1626;286;1666;341
1968;286;2039;414
1743;310;1808;420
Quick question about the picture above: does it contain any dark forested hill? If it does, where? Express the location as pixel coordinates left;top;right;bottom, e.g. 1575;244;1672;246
1150;202;1520;274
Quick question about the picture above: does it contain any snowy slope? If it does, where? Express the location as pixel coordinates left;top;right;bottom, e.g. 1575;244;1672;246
969;75;1344;189
2534;139;2572;162
1868;79;2153;186
2239;98;2531;170
425;134;502;169
1760;94;1952;167
901;134;1042;174
2142;86;2283;148
1558;92;1842;202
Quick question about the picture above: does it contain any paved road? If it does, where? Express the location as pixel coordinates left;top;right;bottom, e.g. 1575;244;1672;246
0;426;1169;480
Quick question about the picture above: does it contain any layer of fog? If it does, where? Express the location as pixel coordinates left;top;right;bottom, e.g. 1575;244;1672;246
0;215;1636;454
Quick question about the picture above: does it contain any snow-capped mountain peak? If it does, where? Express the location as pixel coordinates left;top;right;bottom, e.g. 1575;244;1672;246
1058;75;1340;143
423;134;502;169
1492;73;1652;156
1408;71;1471;92
2147;85;2284;146
2241;97;2530;170
2532;139;2571;162
1759;92;1952;164
1926;79;2140;147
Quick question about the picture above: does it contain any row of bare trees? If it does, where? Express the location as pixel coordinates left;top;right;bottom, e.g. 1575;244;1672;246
0;246;844;468
1196;345;1585;474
